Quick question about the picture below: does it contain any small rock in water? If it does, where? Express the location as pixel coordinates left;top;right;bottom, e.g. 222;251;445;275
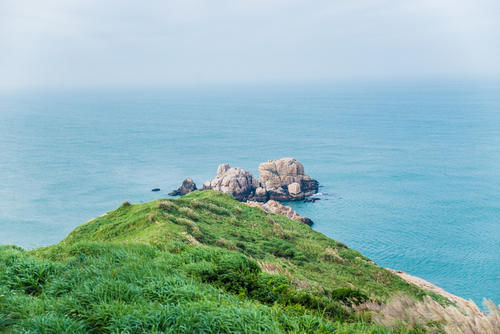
169;178;197;196
151;188;161;192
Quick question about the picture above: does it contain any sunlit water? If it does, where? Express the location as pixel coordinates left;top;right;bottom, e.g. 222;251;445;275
1;81;499;306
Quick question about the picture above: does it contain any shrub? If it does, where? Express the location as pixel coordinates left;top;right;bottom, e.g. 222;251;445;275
120;201;132;208
250;273;290;304
205;253;260;294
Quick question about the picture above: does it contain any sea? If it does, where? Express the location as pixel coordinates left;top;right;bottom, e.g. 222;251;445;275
0;80;499;307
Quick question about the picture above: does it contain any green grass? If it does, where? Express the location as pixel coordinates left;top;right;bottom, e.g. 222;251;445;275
0;190;447;333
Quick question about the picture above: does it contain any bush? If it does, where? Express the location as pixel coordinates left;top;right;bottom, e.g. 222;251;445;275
194;253;260;295
250;273;290;304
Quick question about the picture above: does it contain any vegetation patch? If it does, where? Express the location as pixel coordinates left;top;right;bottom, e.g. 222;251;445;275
0;190;464;333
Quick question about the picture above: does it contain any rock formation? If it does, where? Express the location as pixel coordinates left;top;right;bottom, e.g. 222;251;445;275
168;178;197;196
201;164;259;201
201;158;319;202
259;158;319;201
246;200;313;226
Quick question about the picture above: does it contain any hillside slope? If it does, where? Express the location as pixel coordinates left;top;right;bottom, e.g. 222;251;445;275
0;190;477;333
61;191;438;303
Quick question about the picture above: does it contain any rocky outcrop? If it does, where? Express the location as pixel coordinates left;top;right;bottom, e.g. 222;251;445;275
168;178;197;196
258;158;319;201
246;200;313;226
201;158;319;202
202;164;259;201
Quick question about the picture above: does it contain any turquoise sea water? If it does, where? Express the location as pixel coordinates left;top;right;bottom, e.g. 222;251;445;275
0;82;499;306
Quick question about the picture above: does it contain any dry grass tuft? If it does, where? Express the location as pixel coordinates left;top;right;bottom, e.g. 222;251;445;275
322;247;344;264
266;216;277;225
179;207;199;221
180;232;202;246
360;294;500;334
233;206;243;215
176;217;202;238
291;277;311;290
257;261;290;276
157;200;177;211
272;223;284;238
215;238;237;250
162;213;178;224
268;221;292;240
257;261;311;290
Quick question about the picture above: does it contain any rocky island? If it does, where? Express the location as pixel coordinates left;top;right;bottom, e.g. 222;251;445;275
201;157;319;202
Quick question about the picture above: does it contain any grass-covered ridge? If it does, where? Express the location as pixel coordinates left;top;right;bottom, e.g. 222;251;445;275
0;190;446;333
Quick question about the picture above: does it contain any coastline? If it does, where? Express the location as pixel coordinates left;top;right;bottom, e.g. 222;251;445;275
387;268;484;315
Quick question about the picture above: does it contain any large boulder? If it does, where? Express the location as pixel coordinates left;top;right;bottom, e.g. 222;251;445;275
202;164;259;201
246;200;313;226
258;158;318;201
169;177;197;196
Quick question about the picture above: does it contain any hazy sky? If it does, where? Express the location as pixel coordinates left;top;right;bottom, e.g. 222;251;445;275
1;0;500;88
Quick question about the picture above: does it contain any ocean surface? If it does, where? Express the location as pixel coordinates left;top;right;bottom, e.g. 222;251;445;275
1;81;499;306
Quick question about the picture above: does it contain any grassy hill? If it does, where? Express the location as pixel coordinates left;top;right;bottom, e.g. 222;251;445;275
0;190;449;333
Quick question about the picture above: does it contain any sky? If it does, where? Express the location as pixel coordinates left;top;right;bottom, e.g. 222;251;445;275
1;0;500;89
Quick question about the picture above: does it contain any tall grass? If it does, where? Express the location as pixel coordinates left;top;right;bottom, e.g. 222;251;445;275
361;294;500;334
0;242;395;333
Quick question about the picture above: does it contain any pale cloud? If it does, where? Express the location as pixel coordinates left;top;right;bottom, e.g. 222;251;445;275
1;0;499;89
